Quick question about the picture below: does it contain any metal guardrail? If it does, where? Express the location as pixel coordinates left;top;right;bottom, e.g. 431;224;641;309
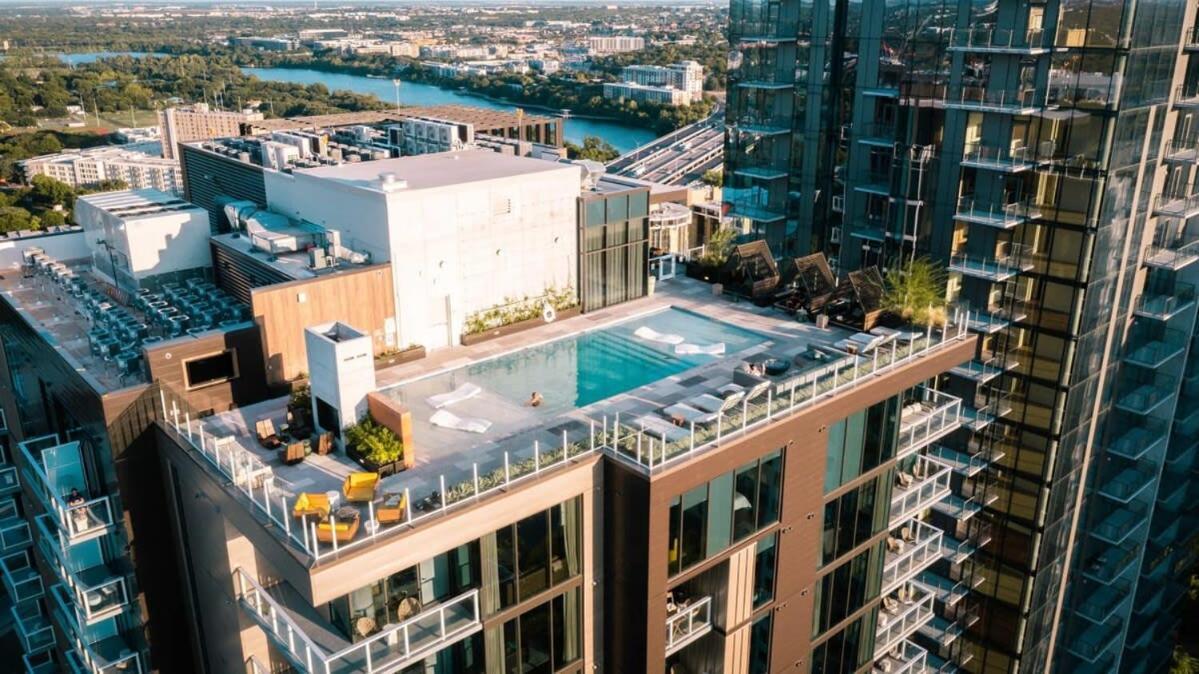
665;595;713;655
896;388;963;459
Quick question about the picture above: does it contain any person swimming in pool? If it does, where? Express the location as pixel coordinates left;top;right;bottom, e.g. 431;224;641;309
528;391;543;407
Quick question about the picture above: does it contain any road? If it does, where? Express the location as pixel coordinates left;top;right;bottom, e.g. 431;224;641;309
606;113;724;187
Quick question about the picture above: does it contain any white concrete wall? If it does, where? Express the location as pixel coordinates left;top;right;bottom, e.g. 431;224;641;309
75;194;211;280
0;230;89;270
305;323;376;434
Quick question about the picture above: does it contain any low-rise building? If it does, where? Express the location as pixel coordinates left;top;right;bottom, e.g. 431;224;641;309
18;147;183;193
621;60;704;102
603;81;692;106
158;103;264;159
587;35;645;54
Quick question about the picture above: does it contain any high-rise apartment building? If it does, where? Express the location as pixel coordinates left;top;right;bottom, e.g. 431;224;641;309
18;147;183;193
725;1;1199;672
621;62;706;103
158;104;263;159
586;35;646;55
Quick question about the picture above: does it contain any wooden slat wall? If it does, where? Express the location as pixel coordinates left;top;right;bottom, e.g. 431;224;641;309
726;543;756;629
249;264;396;385
142;325;270;414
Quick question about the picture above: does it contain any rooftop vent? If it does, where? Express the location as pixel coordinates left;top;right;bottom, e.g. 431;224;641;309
378;172;408;192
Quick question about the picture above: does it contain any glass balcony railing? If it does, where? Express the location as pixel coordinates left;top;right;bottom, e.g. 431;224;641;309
23;651;60;674
1;550;44;603
12;600;55;655
1123;326;1188;369
948;243;1034;282
18;437;114;544
1152;192;1199;218
889;456;953;526
1174;85;1199;108
874;583;935;659
858;122;897;146
1106;417;1168;461
1067;618;1122;663
873;640;928;674
1089;502;1147;546
896;388;962;459
235;568;482;674
883;520;944;592
665;595;713;655
730;115;793;135
947;27;1050;53
946;87;1042;113
1076;581;1132;624
1098;466;1157;503
1134;282;1196;321
0;500;32;554
954;195;1040;228
1114;375;1176;415
949;359;1008;384
927;445;991;477
0;464;18;496
960;144;1039;172
1162;138;1199;164
1082;543;1139;584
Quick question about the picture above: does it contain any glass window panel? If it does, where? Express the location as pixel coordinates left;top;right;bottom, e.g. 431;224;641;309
758;450;782;527
585;199;606;226
496;525;517;609
825;418;846;492
841;410;866;486
754;533;778;608
517;511;550;602
607;195;628;221
680;483;709;569
707;471;734;557
519;600;552;674
734;460;760;541
629;190;649;217
668;495;682;575
552;588;582;668
749;613;773;674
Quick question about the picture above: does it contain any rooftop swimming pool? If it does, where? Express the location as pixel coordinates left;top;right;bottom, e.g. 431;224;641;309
393;307;766;418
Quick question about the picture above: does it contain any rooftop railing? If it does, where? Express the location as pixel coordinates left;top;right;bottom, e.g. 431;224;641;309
598;323;971;474
665;595;713;655
234;568;481;674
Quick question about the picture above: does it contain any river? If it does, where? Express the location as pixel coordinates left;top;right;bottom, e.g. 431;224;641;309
241;66;657;152
53;52;658;152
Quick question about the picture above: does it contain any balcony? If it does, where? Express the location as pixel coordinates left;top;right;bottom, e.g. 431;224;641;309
948;243;1034;282
18;437;115;544
873;640;928;674
960;144;1039;173
931;493;987;522
927;445;990;478
235;568;483;674
730;116;792;136
1107;418;1168;461
960;392;1013;431
858;122;897;147
918;569;980;609
889;456;953;526
949;359;1008;384
1114;376;1176;415
1143;233;1199;271
1066;618;1121;663
854;169;892;196
1123;326;1187;369
882;520;944;593
57;567;131;627
1;550;44;603
1161;138;1199;164
941;522;992;565
23;652;59;674
945;87;1043;114
0;501;32;554
1134;282;1196;321
665;595;713;656
874;582;935;659
1185;26;1199;51
1156;472;1189;511
1082;543;1139;584
12;600;55;655
1089;503;1147;546
1077;581;1132;624
1098;466;1156;503
1152;192;1199;219
896;388;962;460
1174;85;1199;109
947;27;1051;54
953;196;1039;229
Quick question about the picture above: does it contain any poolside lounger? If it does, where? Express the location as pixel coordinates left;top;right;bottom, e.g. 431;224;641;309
636;415;690;443
661;402;718;425
688;392;745;414
426;383;482;409
634;326;685;345
430;409;492;434
675;342;726;356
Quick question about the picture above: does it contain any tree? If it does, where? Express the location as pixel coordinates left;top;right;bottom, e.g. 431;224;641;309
882;257;948;327
40;210;66;227
0;206;37;234
565;135;620;162
30;175;76;208
698;227;737;267
702;168;723;187
1172;648;1199;674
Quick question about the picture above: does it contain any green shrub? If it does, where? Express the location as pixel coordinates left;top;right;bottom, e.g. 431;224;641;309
882;257;948;327
345;416;404;466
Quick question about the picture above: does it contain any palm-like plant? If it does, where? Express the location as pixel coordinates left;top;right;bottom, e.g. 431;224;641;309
882;257;948;327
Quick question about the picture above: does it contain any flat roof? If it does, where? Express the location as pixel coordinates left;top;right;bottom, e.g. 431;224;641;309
77;188;202;219
244;105;557;134
186;276;972;564
292;148;578;192
209;233;376;281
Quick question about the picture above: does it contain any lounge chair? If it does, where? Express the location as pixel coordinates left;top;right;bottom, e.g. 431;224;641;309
886;537;904;553
896;472;914;488
636;415;690;443
292;492;331;520
882;596;900;613
281;441;306;466
660;402;719;426
430;409;492;433
633;326;684;345
674;342;726;356
255;418;282;449
316;509;360;544
314;432;334;455
689;391;745;414
376;492;407;525
426;383;482;409
343;472;379;503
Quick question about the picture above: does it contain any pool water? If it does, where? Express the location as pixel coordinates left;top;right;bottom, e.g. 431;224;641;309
415;308;765;416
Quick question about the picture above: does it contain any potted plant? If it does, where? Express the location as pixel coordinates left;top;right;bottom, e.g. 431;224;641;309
344;416;406;476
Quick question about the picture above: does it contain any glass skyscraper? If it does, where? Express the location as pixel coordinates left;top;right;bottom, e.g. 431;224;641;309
725;1;1199;672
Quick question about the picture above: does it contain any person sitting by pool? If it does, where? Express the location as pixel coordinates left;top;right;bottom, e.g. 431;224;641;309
528;391;544;407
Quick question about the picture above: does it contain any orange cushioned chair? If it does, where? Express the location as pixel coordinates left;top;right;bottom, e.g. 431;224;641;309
316;511;360;543
292;492;331;520
343;472;380;503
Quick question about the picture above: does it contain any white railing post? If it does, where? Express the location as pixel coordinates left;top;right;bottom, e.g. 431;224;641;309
504;452;511;483
329;513;339;553
404;488;412;523
439;475;447;512
534;441;541;473
473;463;480;499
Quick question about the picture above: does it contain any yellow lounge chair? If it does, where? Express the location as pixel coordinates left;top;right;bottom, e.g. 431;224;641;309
316;512;360;543
292;492;331;520
343;472;380;503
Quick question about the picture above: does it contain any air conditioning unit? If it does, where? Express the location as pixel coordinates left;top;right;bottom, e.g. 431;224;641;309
832;195;845;213
830;226;841;244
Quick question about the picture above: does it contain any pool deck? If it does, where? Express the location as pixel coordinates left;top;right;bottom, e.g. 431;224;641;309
192;277;855;557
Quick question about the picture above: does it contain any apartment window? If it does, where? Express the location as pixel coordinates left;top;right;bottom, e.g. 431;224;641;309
488;497;582;612
824;397;899;492
490;587;582;673
810;610;876;674
668;449;783;576
749;613;772;674
183;350;238;389
753;533;778;609
821;476;890;565
812;545;883;637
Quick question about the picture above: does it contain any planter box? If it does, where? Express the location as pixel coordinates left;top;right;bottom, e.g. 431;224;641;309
460;305;582;346
346;444;407;478
374;345;426;369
